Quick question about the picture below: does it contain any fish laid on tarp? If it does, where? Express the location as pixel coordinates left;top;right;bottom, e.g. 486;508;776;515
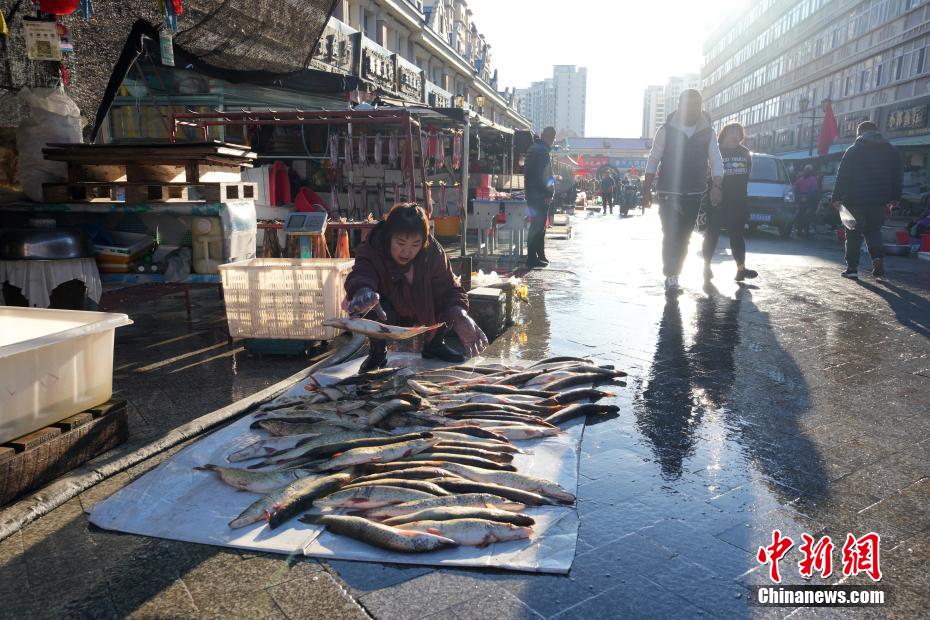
396;452;516;471
430;479;555;506
255;419;364;437
428;426;507;441
546;388;615;406
396;518;533;547
300;514;458;553
442;412;554;428
382;506;536;527
428;444;514;463
538;372;622;392
350;467;460;484
194;464;314;494
343;479;451;496
313;485;437;510
314;437;441;471
366;493;526;519
480;426;561;441
226;433;322;463
322;317;444;341
529;356;591;367
544;403;620;426
437;462;576;503
248;429;391;468
266;474;351;529
429;433;521;452
367;398;417;426
229;473;350;529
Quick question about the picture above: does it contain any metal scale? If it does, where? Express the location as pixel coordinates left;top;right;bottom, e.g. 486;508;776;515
284;212;328;258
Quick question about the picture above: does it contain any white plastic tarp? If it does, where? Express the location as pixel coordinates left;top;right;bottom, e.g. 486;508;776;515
89;355;583;573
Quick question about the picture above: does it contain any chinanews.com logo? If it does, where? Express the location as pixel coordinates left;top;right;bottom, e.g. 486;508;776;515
751;530;887;607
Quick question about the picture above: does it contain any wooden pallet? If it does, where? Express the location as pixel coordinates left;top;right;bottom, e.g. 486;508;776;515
42;181;257;204
0;401;129;506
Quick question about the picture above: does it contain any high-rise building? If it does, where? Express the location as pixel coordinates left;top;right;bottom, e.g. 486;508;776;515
642;85;666;139
514;65;587;137
702;0;930;186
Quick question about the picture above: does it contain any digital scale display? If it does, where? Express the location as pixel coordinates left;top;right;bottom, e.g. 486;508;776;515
284;212;328;236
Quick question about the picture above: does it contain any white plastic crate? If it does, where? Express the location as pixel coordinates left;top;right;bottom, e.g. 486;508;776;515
0;307;132;444
219;258;354;340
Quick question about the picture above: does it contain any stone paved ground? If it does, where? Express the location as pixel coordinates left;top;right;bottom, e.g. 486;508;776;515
2;208;929;618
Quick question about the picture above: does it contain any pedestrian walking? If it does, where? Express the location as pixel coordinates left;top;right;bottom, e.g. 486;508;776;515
701;122;757;282
600;173;616;215
643;89;724;293
831;121;904;280
793;165;819;236
525;126;556;269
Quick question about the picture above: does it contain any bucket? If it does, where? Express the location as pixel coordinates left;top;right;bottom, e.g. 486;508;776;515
896;231;912;245
433;216;461;238
921;234;930;252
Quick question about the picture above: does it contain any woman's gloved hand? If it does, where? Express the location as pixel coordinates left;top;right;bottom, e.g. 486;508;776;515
448;307;489;359
342;288;386;321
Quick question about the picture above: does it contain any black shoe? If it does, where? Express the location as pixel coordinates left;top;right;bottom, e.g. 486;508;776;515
841;269;859;280
735;268;758;282
872;258;885;278
525;259;545;269
422;336;466;363
537;256;550;266
360;342;388;372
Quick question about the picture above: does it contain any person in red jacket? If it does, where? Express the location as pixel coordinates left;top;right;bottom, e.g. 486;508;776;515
342;203;488;371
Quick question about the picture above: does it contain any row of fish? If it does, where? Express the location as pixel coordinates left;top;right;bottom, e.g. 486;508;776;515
197;356;624;552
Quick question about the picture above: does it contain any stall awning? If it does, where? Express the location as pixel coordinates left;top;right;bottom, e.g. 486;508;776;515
777;144;850;160
890;134;930;147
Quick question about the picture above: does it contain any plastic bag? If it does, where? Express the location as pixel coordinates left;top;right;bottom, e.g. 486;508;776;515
838;205;857;230
16;87;83;202
163;247;192;282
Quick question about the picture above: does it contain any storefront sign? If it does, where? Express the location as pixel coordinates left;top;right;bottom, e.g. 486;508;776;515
361;44;395;91
886;105;928;131
397;63;423;102
841;116;869;138
22;18;62;61
310;23;356;74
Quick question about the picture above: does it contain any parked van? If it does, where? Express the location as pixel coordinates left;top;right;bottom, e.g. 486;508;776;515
746;154;797;237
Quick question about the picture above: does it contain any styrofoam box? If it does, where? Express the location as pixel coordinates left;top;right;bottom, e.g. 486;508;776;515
0;307;132;444
219;258;354;341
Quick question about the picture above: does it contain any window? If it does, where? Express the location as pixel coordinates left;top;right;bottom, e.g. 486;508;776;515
916;47;926;74
876;63;884;85
750;156;789;183
894;55;904;80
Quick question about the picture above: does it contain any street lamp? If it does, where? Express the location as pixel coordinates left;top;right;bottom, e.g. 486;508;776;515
799;97;825;157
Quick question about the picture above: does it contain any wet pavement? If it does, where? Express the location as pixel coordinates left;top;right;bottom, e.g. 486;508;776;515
2;208;930;618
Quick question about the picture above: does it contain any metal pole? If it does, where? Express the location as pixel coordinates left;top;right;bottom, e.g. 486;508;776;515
460;112;471;259
809;113;816;157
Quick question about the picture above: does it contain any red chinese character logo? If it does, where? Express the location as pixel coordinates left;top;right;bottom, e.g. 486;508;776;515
842;533;882;581
798;534;834;579
757;529;795;583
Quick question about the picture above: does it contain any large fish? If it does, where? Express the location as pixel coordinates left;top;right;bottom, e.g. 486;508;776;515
427;444;514;463
350;467;460;484
464;384;555;398
343;479;451;496
300;514;458;553
194;464;313;494
314;437;442;471
255;419;363;437
538;372;622;392
266;474;351;529
228;473;350;529
253;400;367;419
396;518;533;547
442;412;554;428
529;356;591;367
313;485;436;509
367;398;417;426
544;403;621;426
429;433;519;451
365;493;526;519
437;463;576;503
428;425;508;441
481;426;561;441
430;479;555;506
382;507;536;527
546;388;615;406
396;452;516;471
322;317;444;341
248;429;391;468
226;433;322;463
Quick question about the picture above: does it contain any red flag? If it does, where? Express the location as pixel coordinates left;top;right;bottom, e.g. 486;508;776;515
630;165;638;176
818;101;839;156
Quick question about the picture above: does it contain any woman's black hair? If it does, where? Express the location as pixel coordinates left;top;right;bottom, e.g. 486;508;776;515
384;203;430;247
718;122;746;144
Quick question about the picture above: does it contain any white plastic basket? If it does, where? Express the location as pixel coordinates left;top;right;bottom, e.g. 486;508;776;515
219;258;355;340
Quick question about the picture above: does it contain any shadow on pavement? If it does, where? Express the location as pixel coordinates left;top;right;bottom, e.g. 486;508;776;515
857;279;930;339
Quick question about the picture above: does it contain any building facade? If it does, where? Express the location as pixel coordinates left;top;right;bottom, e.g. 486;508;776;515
701;0;930;183
642;85;666;138
515;65;588;137
329;0;529;128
